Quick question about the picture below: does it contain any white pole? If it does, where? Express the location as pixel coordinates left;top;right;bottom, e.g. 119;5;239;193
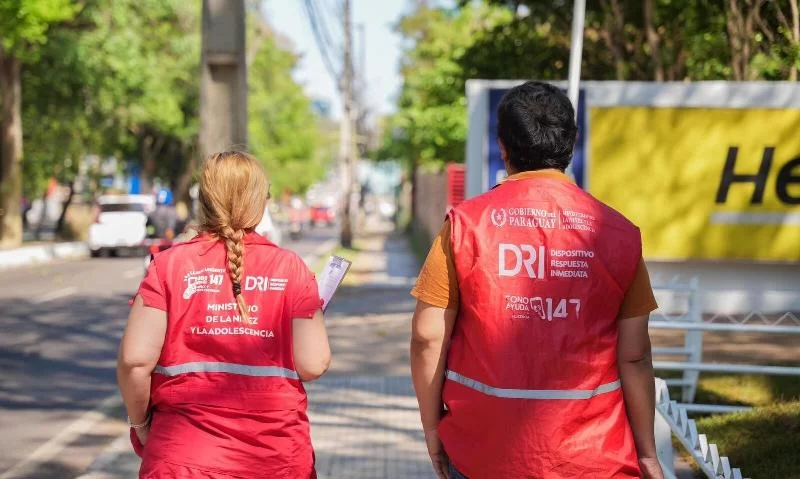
565;0;586;181
566;0;586;118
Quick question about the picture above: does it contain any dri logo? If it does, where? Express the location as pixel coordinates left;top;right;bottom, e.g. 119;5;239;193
245;276;270;292
490;208;508;227
245;276;289;292
499;243;546;278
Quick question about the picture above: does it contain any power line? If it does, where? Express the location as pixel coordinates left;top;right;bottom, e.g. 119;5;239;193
319;0;345;40
303;0;342;88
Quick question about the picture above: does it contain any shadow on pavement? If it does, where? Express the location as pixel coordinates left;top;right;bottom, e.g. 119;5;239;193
0;293;129;412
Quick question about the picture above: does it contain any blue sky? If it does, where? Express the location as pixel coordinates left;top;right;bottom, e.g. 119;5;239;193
264;0;411;118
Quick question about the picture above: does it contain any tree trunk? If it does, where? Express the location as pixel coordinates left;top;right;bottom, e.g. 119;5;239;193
34;188;47;240
0;47;24;248
727;0;767;80
141;134;156;194
727;0;745;80
140;134;166;195
644;0;664;81
600;0;627;80
55;180;76;238
175;143;197;214
407;151;417;234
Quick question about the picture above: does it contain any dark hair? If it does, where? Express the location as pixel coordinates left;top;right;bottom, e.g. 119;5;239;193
496;81;577;172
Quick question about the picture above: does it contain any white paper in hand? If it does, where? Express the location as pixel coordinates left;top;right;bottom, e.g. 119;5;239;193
317;255;352;311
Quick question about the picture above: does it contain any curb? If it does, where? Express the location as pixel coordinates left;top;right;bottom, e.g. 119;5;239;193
0;242;89;271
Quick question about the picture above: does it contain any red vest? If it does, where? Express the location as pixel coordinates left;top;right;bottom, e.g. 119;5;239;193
439;173;642;478
135;233;319;479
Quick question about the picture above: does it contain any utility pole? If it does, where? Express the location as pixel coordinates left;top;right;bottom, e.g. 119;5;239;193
339;0;356;248
358;24;366;94
356;23;368;150
199;0;248;161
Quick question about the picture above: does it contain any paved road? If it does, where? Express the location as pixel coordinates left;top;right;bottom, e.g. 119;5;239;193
0;226;338;478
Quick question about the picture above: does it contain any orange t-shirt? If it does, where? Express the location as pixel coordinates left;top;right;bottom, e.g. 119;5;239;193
411;173;658;319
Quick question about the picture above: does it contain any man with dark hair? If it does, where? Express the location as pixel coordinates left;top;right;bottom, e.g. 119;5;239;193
497;81;577;172
410;81;663;479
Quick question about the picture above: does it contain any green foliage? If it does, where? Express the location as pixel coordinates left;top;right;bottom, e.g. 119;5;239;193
19;0;201;198
17;0;322;200
382;0;800;168
248;32;325;195
378;3;512;170
0;0;78;58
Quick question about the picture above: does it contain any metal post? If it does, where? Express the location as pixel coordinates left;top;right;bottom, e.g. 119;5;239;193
566;0;585;117
566;0;585;182
199;0;248;159
683;277;702;403
654;379;677;479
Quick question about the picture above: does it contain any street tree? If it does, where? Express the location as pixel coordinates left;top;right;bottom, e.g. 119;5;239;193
0;0;78;247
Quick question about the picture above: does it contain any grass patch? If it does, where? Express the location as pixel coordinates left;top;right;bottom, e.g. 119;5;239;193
693;401;800;478
662;369;800;476
660;365;800;408
695;373;800;407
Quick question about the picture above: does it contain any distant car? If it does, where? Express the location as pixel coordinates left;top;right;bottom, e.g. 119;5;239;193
89;195;153;257
310;205;336;227
377;198;397;220
255;206;283;246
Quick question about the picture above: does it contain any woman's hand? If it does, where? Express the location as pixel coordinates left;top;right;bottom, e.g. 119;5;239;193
424;428;450;479
639;457;664;479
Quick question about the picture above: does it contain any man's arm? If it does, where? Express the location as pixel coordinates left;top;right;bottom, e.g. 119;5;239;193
410;300;457;430
411;300;458;479
618;314;663;479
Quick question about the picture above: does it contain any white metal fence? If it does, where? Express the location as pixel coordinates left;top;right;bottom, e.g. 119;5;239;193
650;278;800;413
654;379;750;479
651;278;799;477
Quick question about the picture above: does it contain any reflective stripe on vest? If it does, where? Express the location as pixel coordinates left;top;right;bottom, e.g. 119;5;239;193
154;362;299;380
446;370;620;400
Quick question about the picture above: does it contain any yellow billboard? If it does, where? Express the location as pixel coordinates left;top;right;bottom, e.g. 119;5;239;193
589;107;800;262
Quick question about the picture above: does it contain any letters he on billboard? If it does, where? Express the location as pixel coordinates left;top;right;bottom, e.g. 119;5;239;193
590;107;800;262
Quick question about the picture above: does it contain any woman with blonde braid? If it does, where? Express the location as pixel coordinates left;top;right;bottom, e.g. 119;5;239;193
118;151;331;478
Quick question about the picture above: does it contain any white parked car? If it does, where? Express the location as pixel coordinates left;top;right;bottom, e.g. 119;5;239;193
89;195;153;257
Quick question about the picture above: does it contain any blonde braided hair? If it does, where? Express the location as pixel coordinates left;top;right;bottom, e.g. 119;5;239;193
198;151;269;325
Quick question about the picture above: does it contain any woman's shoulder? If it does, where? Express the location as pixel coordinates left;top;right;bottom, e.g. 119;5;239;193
250;242;308;268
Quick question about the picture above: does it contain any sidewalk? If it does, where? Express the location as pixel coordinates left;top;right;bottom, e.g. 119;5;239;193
79;221;430;479
0;241;88;271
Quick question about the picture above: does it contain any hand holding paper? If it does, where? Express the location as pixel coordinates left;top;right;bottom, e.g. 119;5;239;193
317;256;352;311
